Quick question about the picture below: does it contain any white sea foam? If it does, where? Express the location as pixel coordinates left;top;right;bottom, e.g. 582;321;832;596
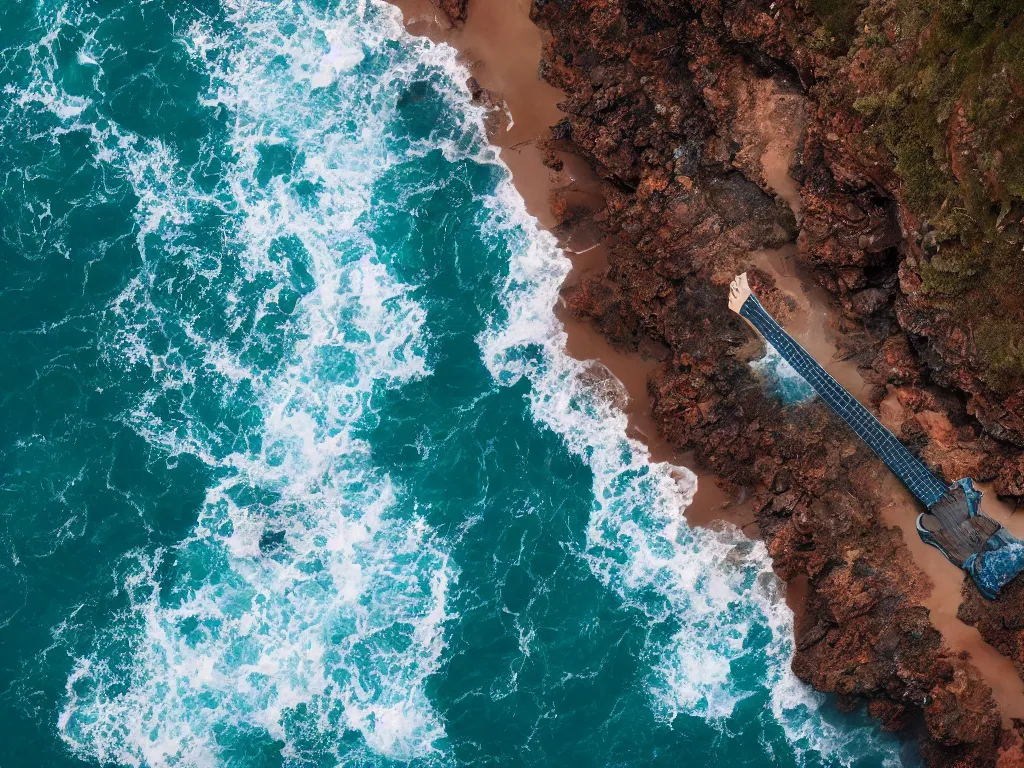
20;0;900;762
752;343;815;403
476;138;901;767
32;1;467;764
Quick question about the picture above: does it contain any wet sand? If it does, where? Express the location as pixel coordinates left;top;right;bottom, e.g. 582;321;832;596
396;0;562;230
392;0;1024;720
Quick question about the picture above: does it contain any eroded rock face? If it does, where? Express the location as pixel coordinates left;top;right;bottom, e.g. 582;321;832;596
529;0;1024;763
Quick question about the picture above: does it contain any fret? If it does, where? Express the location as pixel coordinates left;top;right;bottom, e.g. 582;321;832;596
740;297;947;507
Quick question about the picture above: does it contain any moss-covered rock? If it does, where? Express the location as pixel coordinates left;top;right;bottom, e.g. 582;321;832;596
808;0;1024;388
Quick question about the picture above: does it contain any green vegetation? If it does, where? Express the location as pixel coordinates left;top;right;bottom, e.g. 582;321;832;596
825;0;1024;388
807;0;865;52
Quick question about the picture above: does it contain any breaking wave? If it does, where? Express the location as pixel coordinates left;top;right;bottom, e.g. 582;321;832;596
752;344;815;404
38;1;463;764
478;162;900;767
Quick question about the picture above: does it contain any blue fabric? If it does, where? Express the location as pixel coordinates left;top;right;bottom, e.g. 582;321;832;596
970;529;1024;599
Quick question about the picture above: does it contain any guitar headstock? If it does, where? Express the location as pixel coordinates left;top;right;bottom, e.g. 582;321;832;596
728;272;752;314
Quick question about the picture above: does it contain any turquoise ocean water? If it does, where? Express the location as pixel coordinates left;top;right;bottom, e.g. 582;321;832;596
752;346;815;404
0;1;910;765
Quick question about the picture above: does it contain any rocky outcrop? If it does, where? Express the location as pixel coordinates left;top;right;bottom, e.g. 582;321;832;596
432;0;468;24
961;579;1024;684
528;0;1024;762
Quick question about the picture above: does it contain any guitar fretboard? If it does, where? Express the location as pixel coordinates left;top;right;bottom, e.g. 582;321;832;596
740;295;948;507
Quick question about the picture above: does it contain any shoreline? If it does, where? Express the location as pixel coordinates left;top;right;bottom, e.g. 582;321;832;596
392;0;753;536
391;0;1024;727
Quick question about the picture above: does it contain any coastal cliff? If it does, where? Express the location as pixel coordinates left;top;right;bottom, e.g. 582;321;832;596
505;0;1024;763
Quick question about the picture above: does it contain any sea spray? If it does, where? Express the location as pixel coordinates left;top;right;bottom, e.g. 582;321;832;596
53;1;456;763
752;343;816;404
